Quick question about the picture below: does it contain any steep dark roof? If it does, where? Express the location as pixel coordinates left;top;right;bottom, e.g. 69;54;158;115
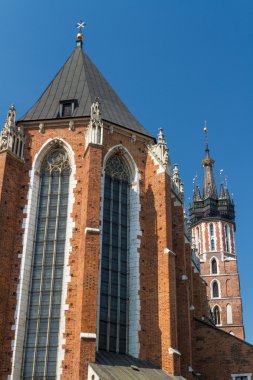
90;352;186;380
20;46;151;137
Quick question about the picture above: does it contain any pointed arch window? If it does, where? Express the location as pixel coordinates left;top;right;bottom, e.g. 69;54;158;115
225;224;231;252
211;257;218;274
213;305;221;325
212;280;220;298
227;304;233;324
99;153;130;353
21;147;71;379
209;223;216;251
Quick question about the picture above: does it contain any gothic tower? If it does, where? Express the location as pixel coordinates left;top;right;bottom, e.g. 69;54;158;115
189;130;245;339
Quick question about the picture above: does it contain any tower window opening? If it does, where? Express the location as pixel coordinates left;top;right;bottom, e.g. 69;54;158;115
213;305;221;325
211;258;218;274
225;224;231;253
212;280;220;298
196;227;201;253
209;223;216;251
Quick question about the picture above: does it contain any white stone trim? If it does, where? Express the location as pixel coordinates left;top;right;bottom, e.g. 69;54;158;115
210;256;219;275
181;275;188;280
10;138;76;380
212;304;222;326
231;374;252;380
96;144;141;358
168;347;181;355
210;278;221;299
164;248;176;256
88;365;100;380
85;227;100;234
80;333;97;339
201;223;206;254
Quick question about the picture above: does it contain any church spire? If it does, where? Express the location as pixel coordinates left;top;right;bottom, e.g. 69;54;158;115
202;124;217;199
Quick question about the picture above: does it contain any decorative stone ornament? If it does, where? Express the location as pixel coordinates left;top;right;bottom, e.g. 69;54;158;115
172;164;184;200
0;104;25;159
39;123;45;134
69;120;75;131
147;128;171;174
86;98;103;147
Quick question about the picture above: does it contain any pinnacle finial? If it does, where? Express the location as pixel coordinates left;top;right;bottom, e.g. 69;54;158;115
76;21;86;47
204;120;208;146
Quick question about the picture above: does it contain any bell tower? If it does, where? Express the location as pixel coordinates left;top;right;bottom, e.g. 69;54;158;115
189;128;244;339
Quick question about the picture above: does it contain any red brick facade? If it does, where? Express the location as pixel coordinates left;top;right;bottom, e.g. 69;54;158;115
192;220;244;339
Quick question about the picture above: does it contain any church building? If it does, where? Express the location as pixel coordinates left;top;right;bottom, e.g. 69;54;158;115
0;28;252;380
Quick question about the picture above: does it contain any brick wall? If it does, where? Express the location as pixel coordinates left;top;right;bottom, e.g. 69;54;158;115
193;318;253;380
0;152;24;378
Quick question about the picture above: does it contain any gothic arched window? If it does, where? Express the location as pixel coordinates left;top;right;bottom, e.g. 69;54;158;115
212;280;220;298
225;224;231;252
99;153;130;353
211;258;218;274
213;305;221;325
227;304;233;324
21;147;71;379
209;223;216;251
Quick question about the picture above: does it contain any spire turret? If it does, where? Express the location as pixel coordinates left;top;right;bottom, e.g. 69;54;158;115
189;125;235;226
202;126;217;199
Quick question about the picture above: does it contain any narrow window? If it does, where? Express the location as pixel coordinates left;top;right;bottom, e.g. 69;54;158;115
227;304;233;324
196;226;200;253
21;148;70;379
99;154;130;354
213;305;221;325
225;224;231;252
211;258;218;274
209;223;216;251
212;280;219;298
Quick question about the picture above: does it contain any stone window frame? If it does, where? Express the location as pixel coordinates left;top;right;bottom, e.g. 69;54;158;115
209;223;216;251
231;374;252;380
210;256;219;275
212;304;222;326
226;303;233;325
210;279;221;299
10;138;76;380
96;144;141;358
224;223;231;253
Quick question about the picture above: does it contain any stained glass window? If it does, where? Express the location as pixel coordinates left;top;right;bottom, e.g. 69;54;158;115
99;153;130;353
21;147;70;379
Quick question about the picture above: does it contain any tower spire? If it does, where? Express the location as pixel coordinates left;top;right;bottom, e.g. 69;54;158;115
202;123;217;199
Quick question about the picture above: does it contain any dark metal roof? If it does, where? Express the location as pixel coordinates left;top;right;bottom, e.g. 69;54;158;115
90;352;186;380
20;46;151;137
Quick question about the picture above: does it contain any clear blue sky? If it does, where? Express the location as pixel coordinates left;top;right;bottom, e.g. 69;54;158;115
0;1;252;342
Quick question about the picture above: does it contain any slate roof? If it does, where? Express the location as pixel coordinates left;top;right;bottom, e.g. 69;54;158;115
90;352;186;380
20;46;151;137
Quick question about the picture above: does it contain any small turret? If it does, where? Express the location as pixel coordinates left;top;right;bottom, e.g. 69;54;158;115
189;127;235;226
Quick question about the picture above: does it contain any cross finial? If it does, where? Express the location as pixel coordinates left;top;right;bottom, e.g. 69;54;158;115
203;120;208;144
76;21;86;30
76;21;86;48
